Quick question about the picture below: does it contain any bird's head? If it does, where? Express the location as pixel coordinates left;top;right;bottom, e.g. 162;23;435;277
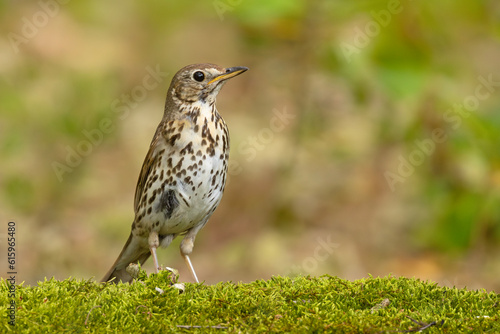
168;63;248;106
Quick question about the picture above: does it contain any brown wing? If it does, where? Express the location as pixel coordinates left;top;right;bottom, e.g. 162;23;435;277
133;129;163;212
133;118;186;212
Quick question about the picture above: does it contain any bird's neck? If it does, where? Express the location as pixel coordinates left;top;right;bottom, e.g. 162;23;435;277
163;96;222;127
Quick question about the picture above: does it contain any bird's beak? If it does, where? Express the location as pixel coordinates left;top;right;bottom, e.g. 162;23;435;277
208;66;249;85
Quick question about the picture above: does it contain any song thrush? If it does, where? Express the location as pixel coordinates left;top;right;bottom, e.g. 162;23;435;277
101;63;248;283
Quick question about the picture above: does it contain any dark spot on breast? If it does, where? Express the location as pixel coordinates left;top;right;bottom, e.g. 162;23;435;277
148;191;157;204
180;142;194;155
173;157;184;171
155;189;179;219
168;133;181;146
187;105;201;119
136;211;145;222
206;146;215;156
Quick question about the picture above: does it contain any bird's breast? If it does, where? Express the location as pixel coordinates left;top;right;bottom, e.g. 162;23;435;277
138;105;230;236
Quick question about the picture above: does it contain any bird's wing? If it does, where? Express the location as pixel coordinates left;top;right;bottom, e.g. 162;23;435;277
133;130;163;211
133;119;187;212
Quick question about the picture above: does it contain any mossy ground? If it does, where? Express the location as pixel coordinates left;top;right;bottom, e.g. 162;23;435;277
1;272;498;333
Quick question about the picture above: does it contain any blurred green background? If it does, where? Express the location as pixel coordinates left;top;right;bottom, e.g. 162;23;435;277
1;0;499;290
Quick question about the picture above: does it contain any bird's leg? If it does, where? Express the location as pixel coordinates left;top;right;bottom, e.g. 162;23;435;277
180;228;202;283
183;253;199;283
148;231;160;274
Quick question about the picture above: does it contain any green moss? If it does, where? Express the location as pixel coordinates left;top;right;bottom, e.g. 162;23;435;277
1;274;498;333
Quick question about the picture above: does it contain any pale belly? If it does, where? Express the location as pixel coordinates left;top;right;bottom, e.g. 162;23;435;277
158;153;227;235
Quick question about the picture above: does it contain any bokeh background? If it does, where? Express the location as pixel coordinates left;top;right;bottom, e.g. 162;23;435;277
1;1;499;291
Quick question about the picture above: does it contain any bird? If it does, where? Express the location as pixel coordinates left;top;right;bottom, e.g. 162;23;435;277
101;63;248;284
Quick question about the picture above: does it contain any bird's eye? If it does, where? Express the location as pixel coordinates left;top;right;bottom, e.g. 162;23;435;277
192;71;205;82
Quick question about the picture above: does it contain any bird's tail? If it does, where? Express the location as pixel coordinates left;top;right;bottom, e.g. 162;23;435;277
101;233;151;284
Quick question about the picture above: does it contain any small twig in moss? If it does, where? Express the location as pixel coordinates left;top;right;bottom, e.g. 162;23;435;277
177;325;228;329
84;305;102;326
403;316;443;332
